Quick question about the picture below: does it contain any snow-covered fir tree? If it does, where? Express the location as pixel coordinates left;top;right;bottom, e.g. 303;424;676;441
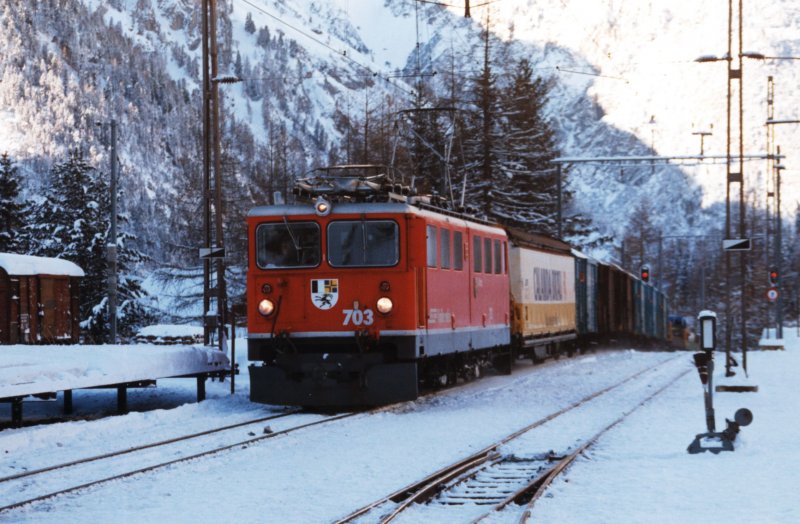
461;25;500;220
0;152;30;253
29;150;152;342
491;59;559;234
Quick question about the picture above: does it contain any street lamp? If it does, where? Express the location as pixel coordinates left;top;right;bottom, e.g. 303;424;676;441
694;52;765;63
695;37;767;375
213;72;242;84
695;53;730;63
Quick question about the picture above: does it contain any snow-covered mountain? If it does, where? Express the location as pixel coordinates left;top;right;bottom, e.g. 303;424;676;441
481;0;800;211
1;0;795;265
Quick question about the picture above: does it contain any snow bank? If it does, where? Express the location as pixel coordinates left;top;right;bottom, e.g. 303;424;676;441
0;344;229;399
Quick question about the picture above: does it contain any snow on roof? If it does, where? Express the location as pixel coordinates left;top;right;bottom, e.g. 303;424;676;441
0;253;85;277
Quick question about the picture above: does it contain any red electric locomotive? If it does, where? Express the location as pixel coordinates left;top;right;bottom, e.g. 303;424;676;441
247;167;510;406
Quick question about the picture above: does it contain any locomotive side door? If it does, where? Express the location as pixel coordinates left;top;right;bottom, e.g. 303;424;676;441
468;227;486;329
423;220;470;355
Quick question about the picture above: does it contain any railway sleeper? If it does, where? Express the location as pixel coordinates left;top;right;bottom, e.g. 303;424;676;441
432;457;552;507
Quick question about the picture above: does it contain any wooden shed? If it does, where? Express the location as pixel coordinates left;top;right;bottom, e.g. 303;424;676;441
0;253;84;344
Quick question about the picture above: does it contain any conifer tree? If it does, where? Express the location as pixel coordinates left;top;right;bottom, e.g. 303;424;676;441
0;152;29;253
461;25;501;219
492;59;560;234
30;150;152;342
244;12;256;34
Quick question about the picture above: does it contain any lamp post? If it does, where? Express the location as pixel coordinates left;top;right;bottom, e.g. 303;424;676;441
764;118;799;340
202;0;212;346
108;120;117;344
201;0;241;354
695;15;767;375
96;119;118;344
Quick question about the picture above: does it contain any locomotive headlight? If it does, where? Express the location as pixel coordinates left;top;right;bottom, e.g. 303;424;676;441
258;298;276;317
376;297;393;315
314;197;332;216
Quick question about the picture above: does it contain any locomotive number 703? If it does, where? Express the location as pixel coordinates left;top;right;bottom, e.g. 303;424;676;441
342;308;374;326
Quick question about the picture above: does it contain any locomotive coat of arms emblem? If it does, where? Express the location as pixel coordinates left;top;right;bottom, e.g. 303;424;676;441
310;278;339;310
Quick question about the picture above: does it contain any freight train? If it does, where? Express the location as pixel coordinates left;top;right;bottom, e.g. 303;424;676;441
246;167;668;407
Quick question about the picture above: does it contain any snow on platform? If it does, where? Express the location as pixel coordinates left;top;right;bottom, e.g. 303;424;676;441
0;344;229;399
759;327;786;349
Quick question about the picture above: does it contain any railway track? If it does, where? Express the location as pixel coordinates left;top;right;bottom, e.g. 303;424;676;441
335;356;690;524
0;351;530;514
0;408;356;513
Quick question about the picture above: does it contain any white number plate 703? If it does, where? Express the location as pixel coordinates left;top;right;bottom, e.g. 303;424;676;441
342;308;374;326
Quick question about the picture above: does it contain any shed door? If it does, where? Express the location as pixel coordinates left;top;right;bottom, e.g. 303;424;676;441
54;279;71;339
40;278;57;342
0;273;8;344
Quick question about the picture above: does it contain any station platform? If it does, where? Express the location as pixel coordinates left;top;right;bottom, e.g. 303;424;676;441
0;344;229;425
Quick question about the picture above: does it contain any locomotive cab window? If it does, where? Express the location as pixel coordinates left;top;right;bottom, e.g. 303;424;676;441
328;220;400;267
256;221;321;269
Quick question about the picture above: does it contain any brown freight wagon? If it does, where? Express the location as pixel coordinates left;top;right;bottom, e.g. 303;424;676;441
0;253;84;344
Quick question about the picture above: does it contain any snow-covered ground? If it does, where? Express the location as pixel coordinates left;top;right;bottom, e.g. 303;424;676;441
1;332;797;523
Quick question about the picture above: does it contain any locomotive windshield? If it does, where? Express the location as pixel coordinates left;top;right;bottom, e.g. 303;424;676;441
327;220;399;267
256;221;321;269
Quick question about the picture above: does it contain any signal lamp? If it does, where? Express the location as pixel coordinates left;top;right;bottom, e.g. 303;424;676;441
376;297;393;314
640;265;650;283
314;197;332;216
698;310;717;351
769;269;779;286
261;283;273;294
379;280;391;292
258;298;276;317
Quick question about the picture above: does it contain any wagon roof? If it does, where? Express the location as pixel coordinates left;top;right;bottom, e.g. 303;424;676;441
0;253;85;277
505;227;572;254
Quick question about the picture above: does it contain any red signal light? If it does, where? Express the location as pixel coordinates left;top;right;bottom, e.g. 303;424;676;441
640;265;650;283
769;269;779;286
